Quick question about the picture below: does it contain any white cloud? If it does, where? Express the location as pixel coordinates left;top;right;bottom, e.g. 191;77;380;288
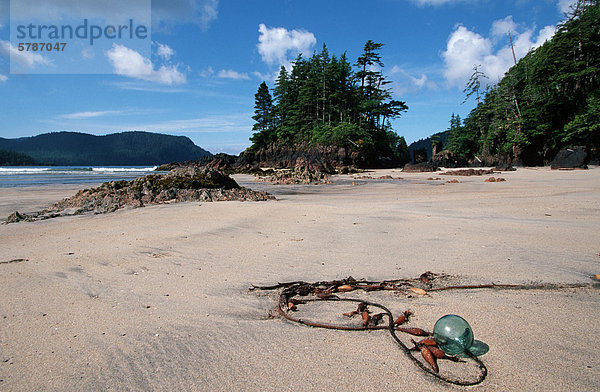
252;70;278;82
390;65;438;94
536;25;556;46
57;110;123;120
0;74;7;82
131;113;253;134
155;42;174;60
558;0;578;13
0;40;51;69
199;66;215;77
491;16;517;39
217;69;250;80
199;0;219;30
442;20;555;88
257;23;316;66
106;44;186;85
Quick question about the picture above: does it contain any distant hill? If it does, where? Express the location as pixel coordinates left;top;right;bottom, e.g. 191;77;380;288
0;131;212;166
408;131;448;162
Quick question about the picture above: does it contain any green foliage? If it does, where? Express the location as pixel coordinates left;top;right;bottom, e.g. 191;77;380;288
447;2;600;165
248;41;408;166
252;81;274;132
563;87;600;147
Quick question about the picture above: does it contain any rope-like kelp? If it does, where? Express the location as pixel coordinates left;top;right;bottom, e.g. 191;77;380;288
251;274;598;386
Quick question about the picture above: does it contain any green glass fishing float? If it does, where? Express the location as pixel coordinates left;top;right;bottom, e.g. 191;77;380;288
433;314;474;355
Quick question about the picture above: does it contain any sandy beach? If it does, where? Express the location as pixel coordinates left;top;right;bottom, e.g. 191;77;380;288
1;167;599;391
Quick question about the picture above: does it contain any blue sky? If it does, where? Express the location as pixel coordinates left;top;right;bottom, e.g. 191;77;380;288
0;0;578;154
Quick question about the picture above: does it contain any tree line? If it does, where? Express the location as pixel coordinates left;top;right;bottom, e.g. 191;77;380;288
446;0;600;165
0;149;37;165
250;40;411;166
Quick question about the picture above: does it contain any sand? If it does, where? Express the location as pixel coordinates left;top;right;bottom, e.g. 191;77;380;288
1;167;599;391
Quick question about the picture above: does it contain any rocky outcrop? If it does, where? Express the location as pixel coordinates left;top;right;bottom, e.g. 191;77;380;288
256;169;330;185
550;147;588;170
5;167;274;223
156;153;240;173
402;162;438;172
236;144;366;173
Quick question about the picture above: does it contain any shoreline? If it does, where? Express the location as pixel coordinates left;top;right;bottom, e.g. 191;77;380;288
1;167;599;390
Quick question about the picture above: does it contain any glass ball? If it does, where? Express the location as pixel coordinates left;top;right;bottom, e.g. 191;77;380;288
433;314;474;355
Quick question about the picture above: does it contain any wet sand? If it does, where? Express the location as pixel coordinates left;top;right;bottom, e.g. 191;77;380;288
1;167;599;391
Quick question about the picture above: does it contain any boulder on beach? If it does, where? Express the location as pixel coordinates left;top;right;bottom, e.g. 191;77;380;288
550;146;588;170
402;162;438;172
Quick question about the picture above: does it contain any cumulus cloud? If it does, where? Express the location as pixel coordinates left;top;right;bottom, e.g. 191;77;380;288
0;40;51;69
491;16;517;39
217;69;250;80
442;20;555;88
257;23;316;66
155;42;174;60
106;44;186;85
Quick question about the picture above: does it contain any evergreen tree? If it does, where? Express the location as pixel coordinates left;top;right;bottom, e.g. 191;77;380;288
250;82;274;146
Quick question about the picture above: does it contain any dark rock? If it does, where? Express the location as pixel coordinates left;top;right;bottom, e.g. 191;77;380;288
550;146;588;170
256;169;329;185
485;177;506;182
440;168;496;176
493;164;517;171
402;162;438;172
237;144;371;172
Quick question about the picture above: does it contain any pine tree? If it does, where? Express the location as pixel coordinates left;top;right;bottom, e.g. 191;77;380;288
252;82;273;132
250;82;274;147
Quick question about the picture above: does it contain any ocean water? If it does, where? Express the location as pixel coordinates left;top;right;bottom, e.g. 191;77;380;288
0;166;162;188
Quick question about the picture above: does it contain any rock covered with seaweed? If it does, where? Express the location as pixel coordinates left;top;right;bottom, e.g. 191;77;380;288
5;166;274;223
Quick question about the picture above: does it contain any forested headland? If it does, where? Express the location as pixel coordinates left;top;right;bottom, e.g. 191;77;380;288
245;40;411;168
445;1;600;166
